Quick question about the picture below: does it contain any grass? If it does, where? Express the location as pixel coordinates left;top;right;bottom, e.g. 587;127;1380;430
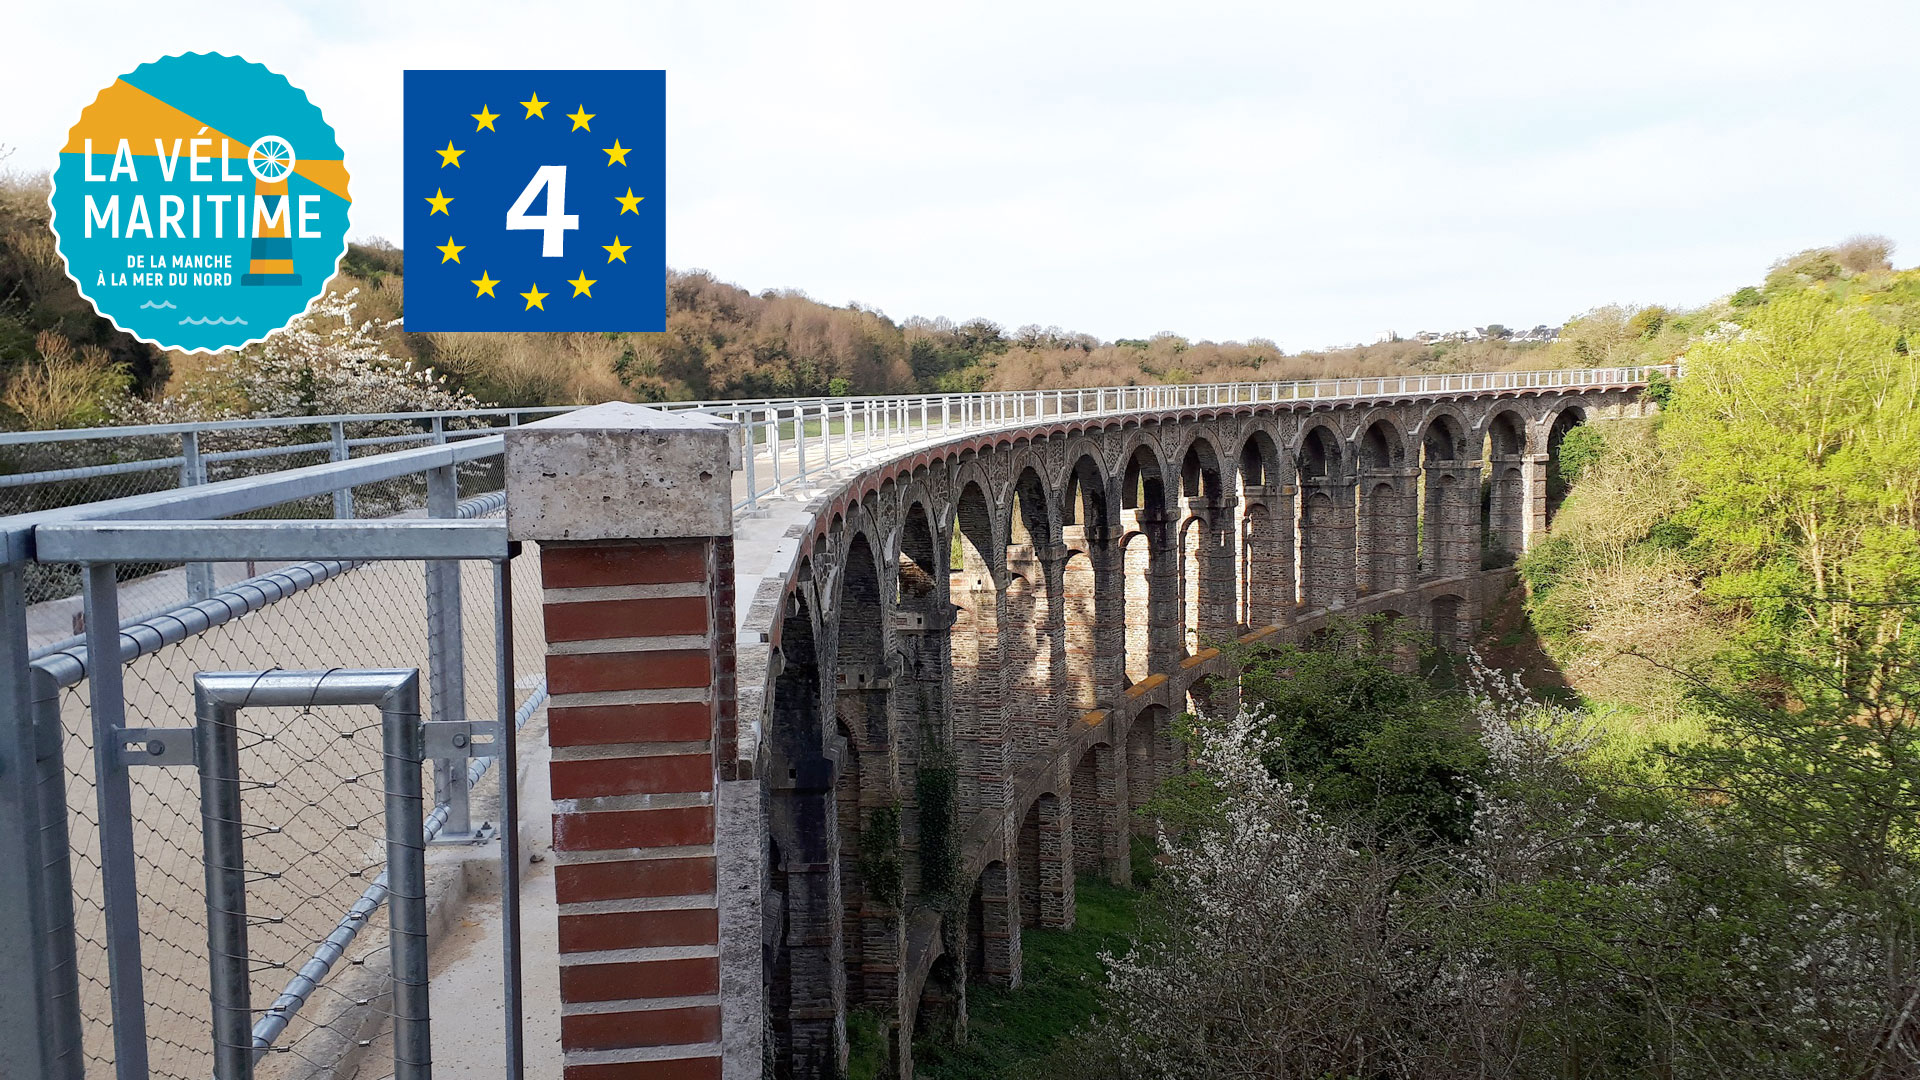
1580;700;1714;778
915;877;1145;1080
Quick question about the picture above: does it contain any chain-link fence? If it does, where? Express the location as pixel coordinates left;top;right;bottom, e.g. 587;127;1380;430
50;547;544;1079
0;411;551;609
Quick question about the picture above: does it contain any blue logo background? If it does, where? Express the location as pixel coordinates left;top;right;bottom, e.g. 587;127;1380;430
403;69;665;332
49;53;351;353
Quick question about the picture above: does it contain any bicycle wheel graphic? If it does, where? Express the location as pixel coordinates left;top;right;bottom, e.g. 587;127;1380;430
247;135;297;183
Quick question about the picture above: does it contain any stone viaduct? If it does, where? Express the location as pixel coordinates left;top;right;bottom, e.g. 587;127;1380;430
499;377;1652;1080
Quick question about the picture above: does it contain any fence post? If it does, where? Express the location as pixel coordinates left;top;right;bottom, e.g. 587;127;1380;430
82;562;152;1080
505;402;747;1080
181;431;215;602
794;405;808;483
381;676;431;1080
741;410;758;511
425;464;474;840
194;677;253;1080
329;421;353;519
0;565;84;1080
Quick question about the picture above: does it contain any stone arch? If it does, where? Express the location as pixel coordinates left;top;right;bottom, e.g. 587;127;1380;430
766;584;841;1077
896;498;952;897
1179;514;1205;655
1294;420;1347;477
1429;592;1468;652
950;479;1008;815
833;531;900;1016
1418;411;1476;580
1119;441;1176;682
965;859;1017;987
1061;451;1121;704
1015;792;1071;929
1481;409;1529;564
1237;428;1290;627
1544;404;1588;524
1178;434;1225;501
1417;407;1471;463
1178;436;1230;653
1007;466;1062;756
1127;705;1174;826
1294;420;1357;610
1355;418;1414;597
915;952;964;1044
1356;415;1407;471
1120;439;1170;515
1069;743;1106;878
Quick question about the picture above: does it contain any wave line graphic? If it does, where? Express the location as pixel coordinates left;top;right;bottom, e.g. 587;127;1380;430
179;315;249;326
139;300;177;310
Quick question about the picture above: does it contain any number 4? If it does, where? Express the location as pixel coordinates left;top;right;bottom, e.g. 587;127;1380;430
505;165;580;257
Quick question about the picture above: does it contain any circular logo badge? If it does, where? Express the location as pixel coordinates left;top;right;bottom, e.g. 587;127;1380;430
49;53;352;353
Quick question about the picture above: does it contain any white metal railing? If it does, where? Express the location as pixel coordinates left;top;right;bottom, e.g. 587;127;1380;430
0;365;1672;519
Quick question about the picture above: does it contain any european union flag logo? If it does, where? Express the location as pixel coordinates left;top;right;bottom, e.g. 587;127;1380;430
403;69;664;331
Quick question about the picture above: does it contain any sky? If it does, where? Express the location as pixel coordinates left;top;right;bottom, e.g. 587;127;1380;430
5;0;1918;350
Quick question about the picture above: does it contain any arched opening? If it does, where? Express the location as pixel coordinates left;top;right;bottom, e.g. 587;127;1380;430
915;952;964;1044
835;532;898;1012
1482;410;1528;565
1061;454;1113;707
1121;531;1153;684
1430;593;1466;652
1545;406;1588;525
966;860;1017;987
1003;574;1041;758
1017;799;1043;928
1121;444;1175;680
950;482;1003;813
766;587;841;1077
1297;424;1355;609
1127;705;1172;827
1008;468;1060;751
834;718;868;998
1015;792;1071;930
1061;551;1097;710
1070;745;1105;878
1179;515;1204;655
898;501;951;897
1420;415;1470;580
1238;431;1288;627
1356;419;1412;596
1178;439;1229;653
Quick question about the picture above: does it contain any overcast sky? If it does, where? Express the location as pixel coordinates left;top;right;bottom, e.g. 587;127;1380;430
6;0;1916;350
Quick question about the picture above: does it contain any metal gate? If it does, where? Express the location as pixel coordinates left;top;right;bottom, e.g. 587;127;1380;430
0;436;543;1079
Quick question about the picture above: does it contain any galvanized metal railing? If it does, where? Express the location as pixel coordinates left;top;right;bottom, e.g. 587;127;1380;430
0;365;1673;525
0;434;545;1080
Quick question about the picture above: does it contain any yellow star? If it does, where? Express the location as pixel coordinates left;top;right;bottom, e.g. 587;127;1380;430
521;93;548;119
603;139;631;166
437;236;465;263
567;270;597;297
567;105;594;131
602;236;631;263
471;105;499;132
436;140;464;168
470;271;499;298
521;283;549;310
424;188;454;215
615;188;644;214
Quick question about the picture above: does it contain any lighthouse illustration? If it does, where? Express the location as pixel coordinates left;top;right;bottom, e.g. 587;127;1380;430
240;134;302;287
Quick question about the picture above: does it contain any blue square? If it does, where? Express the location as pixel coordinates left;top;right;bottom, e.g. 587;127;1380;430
403;69;664;331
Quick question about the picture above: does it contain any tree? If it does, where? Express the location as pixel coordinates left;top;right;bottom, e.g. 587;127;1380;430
1661;289;1920;694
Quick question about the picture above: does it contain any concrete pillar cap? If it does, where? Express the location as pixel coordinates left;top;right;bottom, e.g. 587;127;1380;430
505;401;743;541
